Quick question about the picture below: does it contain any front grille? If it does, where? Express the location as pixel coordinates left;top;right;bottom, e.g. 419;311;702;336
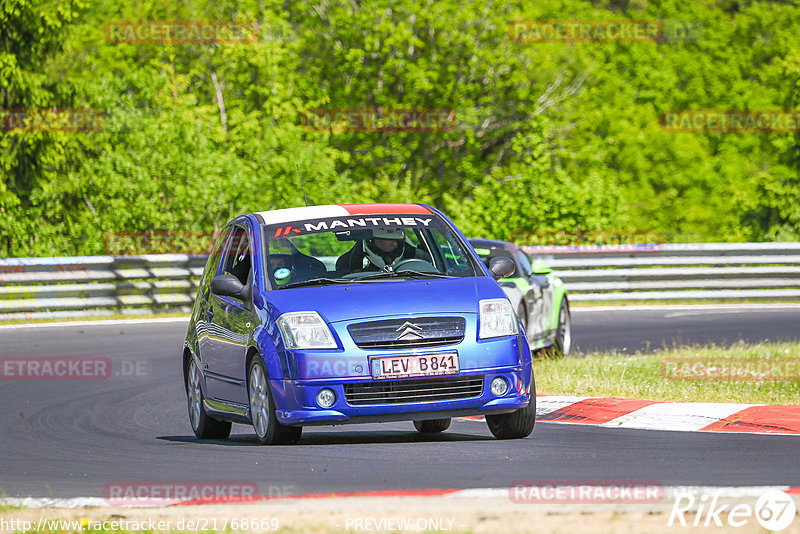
348;317;466;350
344;375;484;406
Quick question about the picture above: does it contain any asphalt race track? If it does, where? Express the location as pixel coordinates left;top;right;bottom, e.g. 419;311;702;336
572;304;800;353
1;305;799;499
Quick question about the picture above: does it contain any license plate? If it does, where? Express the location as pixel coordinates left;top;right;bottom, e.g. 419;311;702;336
371;352;459;380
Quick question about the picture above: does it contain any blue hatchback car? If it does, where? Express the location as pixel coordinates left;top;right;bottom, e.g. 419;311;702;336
183;203;535;444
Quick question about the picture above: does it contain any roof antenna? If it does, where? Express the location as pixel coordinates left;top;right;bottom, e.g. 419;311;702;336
296;164;309;207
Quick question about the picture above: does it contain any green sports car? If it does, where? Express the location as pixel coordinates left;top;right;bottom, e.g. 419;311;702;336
469;238;571;355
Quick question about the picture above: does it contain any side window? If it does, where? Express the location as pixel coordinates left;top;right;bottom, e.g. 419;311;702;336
406;229;421;247
222;227;252;286
515;250;533;277
200;227;232;298
430;229;471;275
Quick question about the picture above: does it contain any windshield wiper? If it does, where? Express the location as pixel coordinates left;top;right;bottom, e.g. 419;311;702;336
352;270;454;281
277;277;351;289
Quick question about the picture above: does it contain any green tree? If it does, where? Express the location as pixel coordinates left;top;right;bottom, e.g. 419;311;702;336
0;0;85;255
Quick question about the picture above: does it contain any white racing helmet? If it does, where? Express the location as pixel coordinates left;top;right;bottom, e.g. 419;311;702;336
371;227;405;241
364;227;407;268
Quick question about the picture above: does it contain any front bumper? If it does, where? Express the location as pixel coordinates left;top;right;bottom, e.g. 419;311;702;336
270;314;532;426
270;363;532;426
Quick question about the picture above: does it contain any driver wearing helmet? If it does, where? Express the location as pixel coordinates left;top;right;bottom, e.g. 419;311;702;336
363;228;408;270
336;227;428;274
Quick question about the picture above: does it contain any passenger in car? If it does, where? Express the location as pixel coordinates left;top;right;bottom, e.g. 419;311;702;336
268;239;327;287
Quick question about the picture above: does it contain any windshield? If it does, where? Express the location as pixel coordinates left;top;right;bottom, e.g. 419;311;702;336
262;213;479;289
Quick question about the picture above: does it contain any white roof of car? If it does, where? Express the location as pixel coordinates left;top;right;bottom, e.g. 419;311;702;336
255;203;433;225
255;205;350;225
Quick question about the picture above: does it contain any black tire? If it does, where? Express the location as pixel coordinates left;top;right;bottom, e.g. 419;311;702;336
275;425;303;445
413;418;451;433
485;377;536;440
186;358;231;440
248;359;302;445
554;297;572;356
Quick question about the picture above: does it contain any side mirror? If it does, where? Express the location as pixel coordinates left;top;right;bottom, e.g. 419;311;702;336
210;274;250;301
532;262;552;275
488;257;515;280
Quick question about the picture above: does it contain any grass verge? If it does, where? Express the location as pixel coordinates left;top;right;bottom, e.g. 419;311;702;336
534;341;800;404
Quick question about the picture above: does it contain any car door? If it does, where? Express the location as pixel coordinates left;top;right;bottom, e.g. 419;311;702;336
204;223;257;403
514;250;554;342
195;226;231;392
515;249;548;343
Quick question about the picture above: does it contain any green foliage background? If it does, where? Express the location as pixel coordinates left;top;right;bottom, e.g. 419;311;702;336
2;0;800;256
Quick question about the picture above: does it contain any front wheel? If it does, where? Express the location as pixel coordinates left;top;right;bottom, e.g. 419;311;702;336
186;358;231;440
485;383;536;440
413;418;451;433
248;359;302;445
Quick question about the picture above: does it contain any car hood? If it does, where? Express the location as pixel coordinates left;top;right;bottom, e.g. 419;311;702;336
262;276;506;323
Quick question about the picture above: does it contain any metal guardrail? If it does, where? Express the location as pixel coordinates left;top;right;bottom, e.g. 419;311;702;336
1;243;799;320
523;242;800;302
0;255;206;321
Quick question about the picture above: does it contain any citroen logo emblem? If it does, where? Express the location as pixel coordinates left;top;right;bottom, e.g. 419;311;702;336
395;321;424;340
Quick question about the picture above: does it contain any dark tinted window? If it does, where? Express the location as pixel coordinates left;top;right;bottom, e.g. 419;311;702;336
222;226;252;286
515;250;533;276
200;227;232;298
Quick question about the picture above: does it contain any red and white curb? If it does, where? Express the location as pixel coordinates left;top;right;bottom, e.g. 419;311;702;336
3;486;800;508
461;396;800;435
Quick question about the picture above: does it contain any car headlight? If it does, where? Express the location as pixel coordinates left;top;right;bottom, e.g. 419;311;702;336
277;312;337;350
479;298;519;339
